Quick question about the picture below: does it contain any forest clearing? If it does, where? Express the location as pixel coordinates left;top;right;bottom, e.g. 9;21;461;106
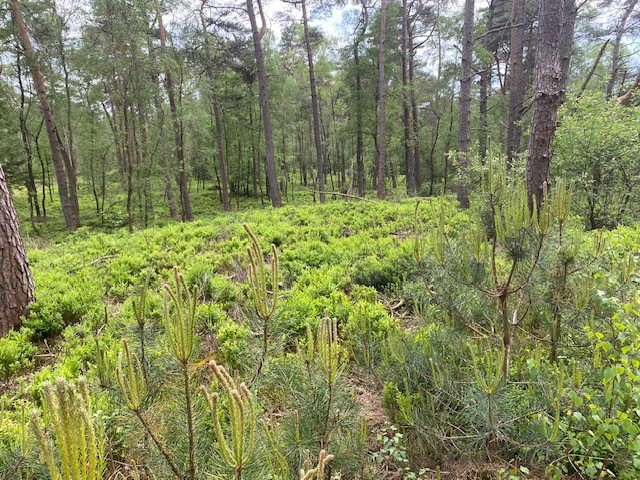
2;0;640;478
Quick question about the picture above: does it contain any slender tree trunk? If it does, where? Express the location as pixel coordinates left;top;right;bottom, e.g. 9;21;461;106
10;0;79;230
478;0;495;161
605;0;638;100
377;0;388;199
354;3;368;197
526;0;577;209
200;8;231;211
246;0;282;207
402;0;416;195
506;0;526;167
409;40;422;189
300;0;326;203
456;0;475;208
0;165;34;336
154;0;193;221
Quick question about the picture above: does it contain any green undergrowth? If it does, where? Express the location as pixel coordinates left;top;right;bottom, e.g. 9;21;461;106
3;194;640;479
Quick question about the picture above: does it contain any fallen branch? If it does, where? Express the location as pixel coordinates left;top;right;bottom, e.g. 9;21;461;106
67;254;117;273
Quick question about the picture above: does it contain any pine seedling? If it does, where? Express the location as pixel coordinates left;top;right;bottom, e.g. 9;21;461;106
244;223;279;384
262;419;292;480
163;267;198;480
116;339;183;480
163;267;197;365
30;377;105;480
317;317;342;385
116;339;147;412
300;449;334;480
203;360;256;480
243;223;279;322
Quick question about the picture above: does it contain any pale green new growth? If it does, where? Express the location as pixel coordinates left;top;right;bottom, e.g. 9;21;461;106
164;266;197;365
243;223;278;322
116;338;147;411
300;449;334;480
203;360;256;480
30;377;105;480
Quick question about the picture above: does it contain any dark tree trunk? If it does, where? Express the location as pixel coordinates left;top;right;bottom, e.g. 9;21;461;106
246;0;282;207
409;40;422;189
506;0;526;167
200;8;231;212
478;0;495;160
154;0;193;221
526;0;577;209
11;0;79;230
0;165;34;336
605;0;639;100
354;3;368;197
300;0;326;203
402;0;416;195
456;0;475;208
377;0;388;200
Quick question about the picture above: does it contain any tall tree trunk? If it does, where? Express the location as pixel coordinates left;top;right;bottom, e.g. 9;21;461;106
402;0;416;195
10;0;79;230
506;0;526;167
154;0;193;221
456;0;475;208
409;38;422;189
377;0;388;200
354;3;368;198
605;0;639;100
200;7;231;211
246;0;282;207
526;0;577;209
300;0;326;203
478;0;495;160
0;165;34;336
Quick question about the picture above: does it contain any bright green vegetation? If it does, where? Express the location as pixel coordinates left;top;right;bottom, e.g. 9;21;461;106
2;185;640;479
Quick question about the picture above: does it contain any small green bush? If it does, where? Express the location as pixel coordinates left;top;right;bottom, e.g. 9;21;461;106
0;330;36;380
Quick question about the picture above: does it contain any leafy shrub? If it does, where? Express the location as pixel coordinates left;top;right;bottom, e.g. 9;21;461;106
0;330;36;380
216;320;250;369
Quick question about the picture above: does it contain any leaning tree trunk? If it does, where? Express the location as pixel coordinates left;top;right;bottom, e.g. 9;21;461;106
526;0;577;209
0;165;35;336
456;0;475;208
605;0;639;100
10;0;79;230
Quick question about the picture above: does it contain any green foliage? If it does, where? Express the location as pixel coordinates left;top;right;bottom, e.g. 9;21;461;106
554;95;640;229
0;329;36;380
30;377;105;480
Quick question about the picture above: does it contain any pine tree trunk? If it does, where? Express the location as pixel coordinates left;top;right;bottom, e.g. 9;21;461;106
246;0;282;207
0;165;34;336
526;0;577;209
402;0;416;195
10;0;79;230
154;0;193;221
506;0;526;167
478;0;495;161
456;0;475;208
377;0;388;200
605;0;638;100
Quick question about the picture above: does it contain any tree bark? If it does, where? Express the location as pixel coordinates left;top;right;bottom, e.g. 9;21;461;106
377;0;388;200
246;0;282;207
402;0;416;195
525;0;577;209
199;7;231;211
478;0;495;161
154;0;193;221
456;0;475;208
301;0;326;203
605;0;639;100
10;0;80;230
0;165;34;336
506;0;526;167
